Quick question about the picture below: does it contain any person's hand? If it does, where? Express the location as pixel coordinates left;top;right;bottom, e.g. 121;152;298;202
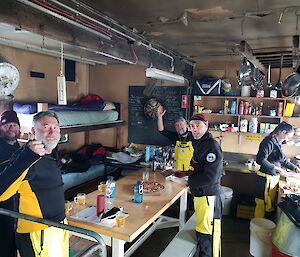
28;140;46;156
156;104;166;118
296;166;300;173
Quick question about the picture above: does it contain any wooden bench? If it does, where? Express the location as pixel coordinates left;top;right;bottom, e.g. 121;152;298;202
159;213;197;257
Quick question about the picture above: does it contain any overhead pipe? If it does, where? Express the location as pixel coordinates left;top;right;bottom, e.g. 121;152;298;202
0;37;107;65
17;0;112;41
57;0;175;69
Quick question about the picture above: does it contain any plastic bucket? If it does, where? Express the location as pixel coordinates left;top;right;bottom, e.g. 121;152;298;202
221;186;233;215
250;218;276;257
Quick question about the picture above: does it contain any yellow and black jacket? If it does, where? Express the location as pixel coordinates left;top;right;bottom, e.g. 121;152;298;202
0;144;65;233
188;131;223;197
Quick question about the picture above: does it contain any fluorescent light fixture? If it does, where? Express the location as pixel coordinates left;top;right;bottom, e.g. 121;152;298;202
145;68;185;84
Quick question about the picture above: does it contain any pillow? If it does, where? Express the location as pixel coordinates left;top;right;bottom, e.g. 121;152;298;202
103;101;116;110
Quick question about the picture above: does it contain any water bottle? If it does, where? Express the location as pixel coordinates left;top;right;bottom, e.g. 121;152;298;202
133;181;143;203
106;176;116;198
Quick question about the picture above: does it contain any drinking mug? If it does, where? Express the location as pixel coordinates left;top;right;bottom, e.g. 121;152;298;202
116;212;127;227
74;193;86;206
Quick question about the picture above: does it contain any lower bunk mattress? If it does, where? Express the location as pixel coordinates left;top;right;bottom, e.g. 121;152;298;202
62;164;117;192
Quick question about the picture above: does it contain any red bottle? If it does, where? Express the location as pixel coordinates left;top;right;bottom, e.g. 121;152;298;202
97;195;105;216
239;101;244;115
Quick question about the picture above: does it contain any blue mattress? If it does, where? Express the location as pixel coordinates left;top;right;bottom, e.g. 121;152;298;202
62;164;117;191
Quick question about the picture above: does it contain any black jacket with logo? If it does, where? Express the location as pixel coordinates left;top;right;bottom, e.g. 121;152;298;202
256;135;297;176
188;131;223;197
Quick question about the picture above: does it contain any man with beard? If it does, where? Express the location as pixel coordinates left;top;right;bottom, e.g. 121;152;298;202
0;110;21;257
0;111;68;257
156;104;193;144
188;114;223;257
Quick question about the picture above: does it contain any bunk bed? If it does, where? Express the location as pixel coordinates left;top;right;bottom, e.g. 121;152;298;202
13;99;126;199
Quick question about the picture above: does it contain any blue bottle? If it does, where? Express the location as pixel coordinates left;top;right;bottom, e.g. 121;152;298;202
145;146;151;162
106;176;116;198
133;181;144;203
231;100;236;114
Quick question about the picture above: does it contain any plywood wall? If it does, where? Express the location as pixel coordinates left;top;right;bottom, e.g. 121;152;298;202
0;45;89;151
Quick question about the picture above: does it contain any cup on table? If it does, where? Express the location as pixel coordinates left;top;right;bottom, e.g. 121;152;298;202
74;193;86;206
65;200;73;214
97;195;105;217
98;182;107;195
116;212;127;227
142;170;150;181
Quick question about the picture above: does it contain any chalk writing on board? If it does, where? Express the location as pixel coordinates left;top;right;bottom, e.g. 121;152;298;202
128;86;187;145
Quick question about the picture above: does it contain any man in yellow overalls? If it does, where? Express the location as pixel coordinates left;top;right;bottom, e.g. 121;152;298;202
188;114;223;257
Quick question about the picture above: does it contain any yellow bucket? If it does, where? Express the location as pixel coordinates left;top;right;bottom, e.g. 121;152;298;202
283;103;295;117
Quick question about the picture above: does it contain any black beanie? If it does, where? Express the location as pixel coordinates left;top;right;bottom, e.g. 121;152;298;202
0;110;20;126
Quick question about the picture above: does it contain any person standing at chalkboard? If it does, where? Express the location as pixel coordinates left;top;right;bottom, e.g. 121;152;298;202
156;104;193;144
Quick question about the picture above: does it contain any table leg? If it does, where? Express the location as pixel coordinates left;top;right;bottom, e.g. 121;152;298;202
112;238;126;257
179;189;188;230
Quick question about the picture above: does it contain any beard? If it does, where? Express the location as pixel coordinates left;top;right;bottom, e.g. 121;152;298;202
35;131;60;152
0;130;20;143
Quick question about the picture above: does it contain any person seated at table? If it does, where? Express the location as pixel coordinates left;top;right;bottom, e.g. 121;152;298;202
255;121;300;219
156;104;193;145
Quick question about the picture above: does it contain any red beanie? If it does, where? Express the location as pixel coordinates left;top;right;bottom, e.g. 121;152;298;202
0;110;20;126
190;113;208;125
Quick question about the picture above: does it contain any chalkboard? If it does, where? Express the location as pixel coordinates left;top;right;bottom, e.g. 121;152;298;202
128;86;187;145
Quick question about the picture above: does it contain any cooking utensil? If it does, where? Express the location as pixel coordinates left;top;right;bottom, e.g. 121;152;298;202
275;55;283;91
266;64;272;88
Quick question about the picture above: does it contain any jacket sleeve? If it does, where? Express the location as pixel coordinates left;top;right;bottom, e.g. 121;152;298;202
159;129;178;144
0;144;41;201
188;142;222;188
281;156;297;171
256;138;275;171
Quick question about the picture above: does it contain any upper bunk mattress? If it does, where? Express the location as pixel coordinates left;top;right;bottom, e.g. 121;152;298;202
17;110;119;129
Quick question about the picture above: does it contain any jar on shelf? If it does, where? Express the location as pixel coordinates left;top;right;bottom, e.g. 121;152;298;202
240;118;248;132
249;117;258;133
278;102;283;116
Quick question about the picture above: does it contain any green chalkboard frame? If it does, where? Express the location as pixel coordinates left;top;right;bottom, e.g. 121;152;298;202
128;86;187;145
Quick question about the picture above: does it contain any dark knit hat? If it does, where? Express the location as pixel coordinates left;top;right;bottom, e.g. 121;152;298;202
0;110;20;126
190;113;208;126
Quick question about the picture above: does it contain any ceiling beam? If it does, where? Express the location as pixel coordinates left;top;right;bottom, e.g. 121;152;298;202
235;40;266;73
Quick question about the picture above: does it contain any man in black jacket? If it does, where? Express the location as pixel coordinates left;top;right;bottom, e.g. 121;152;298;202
255;122;300;218
188;113;223;257
0;110;21;257
0;111;68;257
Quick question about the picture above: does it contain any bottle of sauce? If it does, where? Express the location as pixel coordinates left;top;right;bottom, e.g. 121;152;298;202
239;101;244;115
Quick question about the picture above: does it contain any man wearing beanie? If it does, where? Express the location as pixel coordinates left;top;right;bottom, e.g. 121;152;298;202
188;113;223;257
0;110;21;257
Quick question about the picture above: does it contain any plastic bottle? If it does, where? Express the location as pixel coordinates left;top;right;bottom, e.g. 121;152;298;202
243;102;249;115
240;118;248;132
259;102;263;115
133;181;144;203
231;100;236;114
106;176;116;198
239;101;244;115
249;117;258;133
224;99;229;114
278;102;283;116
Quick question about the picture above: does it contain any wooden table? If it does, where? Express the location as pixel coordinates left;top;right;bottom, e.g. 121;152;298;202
68;168;188;257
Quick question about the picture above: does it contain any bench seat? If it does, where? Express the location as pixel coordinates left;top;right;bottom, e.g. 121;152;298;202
159;213;197;257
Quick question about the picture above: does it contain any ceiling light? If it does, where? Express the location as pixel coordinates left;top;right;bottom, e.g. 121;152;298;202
145;68;185;84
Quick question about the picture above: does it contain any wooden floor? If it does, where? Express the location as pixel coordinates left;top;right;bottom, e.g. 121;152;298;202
70;215;252;257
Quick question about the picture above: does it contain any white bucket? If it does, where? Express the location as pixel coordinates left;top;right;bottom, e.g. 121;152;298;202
221;186;233;215
241;86;251;96
249;218;276;257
